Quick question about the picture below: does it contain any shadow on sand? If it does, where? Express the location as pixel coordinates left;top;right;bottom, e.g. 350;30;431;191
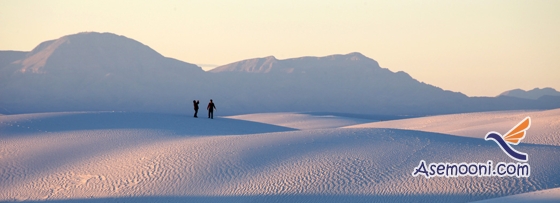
302;112;422;121
0;112;297;137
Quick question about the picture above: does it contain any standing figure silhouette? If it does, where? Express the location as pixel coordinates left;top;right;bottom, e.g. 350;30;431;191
193;100;199;118
207;99;216;119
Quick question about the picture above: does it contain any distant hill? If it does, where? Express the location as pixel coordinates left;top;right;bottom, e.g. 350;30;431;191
0;50;28;70
208;53;470;115
499;88;560;100
210;52;377;74
207;54;560;115
1;32;559;115
0;32;205;114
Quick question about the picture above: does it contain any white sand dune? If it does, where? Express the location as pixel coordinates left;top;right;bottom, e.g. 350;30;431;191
347;108;560;146
226;112;375;130
473;187;560;203
1;111;560;202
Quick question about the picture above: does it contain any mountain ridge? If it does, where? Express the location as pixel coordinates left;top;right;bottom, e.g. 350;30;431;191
1;32;559;115
210;52;379;74
0;50;27;71
0;32;206;114
499;88;560;100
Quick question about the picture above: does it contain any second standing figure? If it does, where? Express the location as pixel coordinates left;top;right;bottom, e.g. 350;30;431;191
207;99;216;119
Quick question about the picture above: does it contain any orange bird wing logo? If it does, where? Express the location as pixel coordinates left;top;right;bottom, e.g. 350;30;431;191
503;117;531;145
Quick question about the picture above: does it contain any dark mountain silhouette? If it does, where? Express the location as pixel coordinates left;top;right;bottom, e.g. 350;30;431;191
1;32;559;115
499;88;560;100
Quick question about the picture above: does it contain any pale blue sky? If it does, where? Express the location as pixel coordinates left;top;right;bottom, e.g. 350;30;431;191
1;0;559;96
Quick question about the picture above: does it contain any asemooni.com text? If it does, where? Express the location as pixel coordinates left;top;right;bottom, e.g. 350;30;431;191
412;160;530;178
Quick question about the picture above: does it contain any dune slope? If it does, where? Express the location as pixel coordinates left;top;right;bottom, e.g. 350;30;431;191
347;108;560;146
1;111;560;202
226;112;375;130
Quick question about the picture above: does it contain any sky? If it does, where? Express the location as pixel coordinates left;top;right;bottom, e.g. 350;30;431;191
1;0;559;96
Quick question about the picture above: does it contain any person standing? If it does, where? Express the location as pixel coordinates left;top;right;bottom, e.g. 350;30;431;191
207;99;216;119
193;100;199;118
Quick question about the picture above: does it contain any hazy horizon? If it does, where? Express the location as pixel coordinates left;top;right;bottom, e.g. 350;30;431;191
1;0;559;96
